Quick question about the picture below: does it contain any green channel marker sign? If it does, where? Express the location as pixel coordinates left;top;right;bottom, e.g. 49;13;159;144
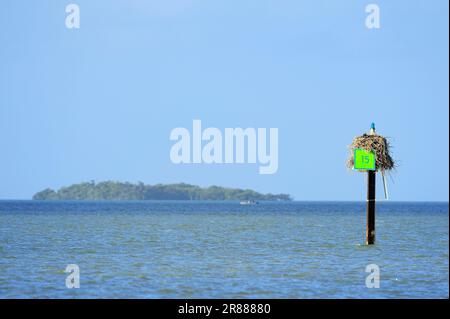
354;149;376;170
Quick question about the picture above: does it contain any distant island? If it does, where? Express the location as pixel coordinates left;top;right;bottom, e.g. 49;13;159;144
32;181;292;201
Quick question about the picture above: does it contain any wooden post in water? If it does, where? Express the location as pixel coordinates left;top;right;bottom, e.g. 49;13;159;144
349;123;394;245
366;169;376;245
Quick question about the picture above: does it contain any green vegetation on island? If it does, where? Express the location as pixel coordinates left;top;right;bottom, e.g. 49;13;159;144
32;181;292;201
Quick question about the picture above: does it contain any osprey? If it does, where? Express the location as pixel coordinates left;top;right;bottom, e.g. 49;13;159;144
369;122;376;135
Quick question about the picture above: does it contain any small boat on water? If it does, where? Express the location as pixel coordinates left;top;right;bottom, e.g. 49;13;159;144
239;200;258;205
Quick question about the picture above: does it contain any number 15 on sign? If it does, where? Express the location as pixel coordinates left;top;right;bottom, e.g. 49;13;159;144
353;149;376;171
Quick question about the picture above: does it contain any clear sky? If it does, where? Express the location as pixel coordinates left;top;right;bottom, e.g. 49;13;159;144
0;0;448;201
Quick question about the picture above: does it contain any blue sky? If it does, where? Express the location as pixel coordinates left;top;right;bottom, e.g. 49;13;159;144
0;0;448;200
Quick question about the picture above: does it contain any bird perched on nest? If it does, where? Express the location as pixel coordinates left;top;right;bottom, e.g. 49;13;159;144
347;123;395;171
369;122;376;136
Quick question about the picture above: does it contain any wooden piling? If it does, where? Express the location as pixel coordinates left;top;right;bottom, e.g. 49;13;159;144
366;170;376;245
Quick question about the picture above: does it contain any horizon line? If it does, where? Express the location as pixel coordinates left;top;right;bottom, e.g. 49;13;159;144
0;198;448;203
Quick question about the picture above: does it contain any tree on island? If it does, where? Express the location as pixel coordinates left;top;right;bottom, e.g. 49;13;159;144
32;181;292;201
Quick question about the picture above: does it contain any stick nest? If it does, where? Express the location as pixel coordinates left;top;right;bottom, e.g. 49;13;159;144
347;134;395;171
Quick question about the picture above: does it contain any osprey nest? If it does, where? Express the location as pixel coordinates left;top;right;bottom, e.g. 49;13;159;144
347;134;395;171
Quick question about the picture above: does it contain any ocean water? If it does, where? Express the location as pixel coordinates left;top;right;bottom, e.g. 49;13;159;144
0;200;448;299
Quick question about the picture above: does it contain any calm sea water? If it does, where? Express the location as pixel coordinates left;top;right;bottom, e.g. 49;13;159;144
0;200;448;298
